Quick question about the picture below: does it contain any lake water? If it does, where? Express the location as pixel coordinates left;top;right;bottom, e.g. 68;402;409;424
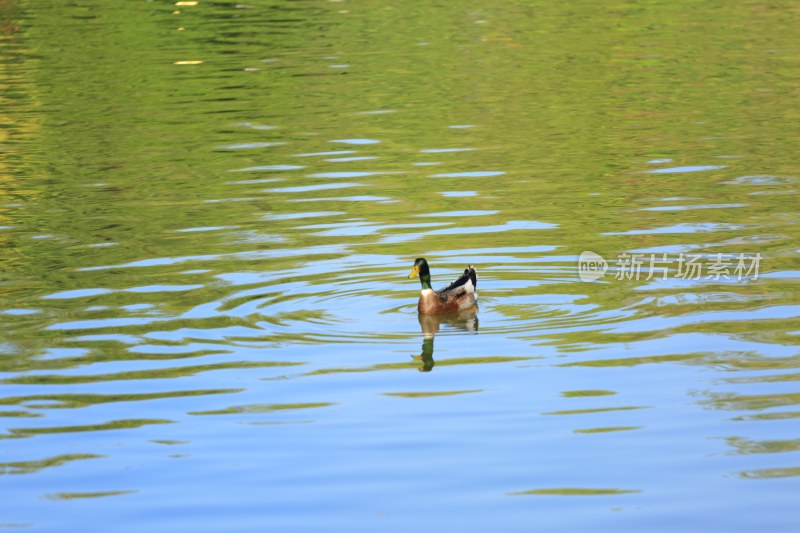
1;1;799;531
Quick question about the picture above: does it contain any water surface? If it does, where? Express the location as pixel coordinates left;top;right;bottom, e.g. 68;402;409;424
1;1;800;531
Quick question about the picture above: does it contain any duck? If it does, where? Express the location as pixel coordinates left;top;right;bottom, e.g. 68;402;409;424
407;258;478;315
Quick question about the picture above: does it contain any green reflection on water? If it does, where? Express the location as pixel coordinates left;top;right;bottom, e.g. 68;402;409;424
189;402;335;416
0;454;104;475
0;410;41;418
727;437;800;455
383;390;483;399
740;467;800;480
573;426;642;434
3;419;172;440
43;491;136;501
706;392;800;412
2;361;300;385
0;389;242;409
302;356;532;377
509;488;641;496
542;406;648;416
561;390;617;397
1;0;797;351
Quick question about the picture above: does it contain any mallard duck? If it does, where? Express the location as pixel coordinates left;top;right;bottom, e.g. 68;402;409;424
407;258;478;315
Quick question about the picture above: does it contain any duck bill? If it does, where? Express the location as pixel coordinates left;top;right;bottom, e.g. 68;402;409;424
408;265;420;279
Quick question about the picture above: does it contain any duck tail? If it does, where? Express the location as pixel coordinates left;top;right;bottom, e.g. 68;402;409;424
465;265;477;289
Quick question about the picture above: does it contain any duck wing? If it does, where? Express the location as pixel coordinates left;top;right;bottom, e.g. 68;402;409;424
436;265;478;296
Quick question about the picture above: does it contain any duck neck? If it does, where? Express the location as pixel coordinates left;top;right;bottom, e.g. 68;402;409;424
419;337;434;372
418;262;432;290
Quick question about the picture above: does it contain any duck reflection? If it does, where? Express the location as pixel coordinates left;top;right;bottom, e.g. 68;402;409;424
413;307;478;372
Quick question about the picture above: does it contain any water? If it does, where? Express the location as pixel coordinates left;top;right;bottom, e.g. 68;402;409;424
1;1;799;531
